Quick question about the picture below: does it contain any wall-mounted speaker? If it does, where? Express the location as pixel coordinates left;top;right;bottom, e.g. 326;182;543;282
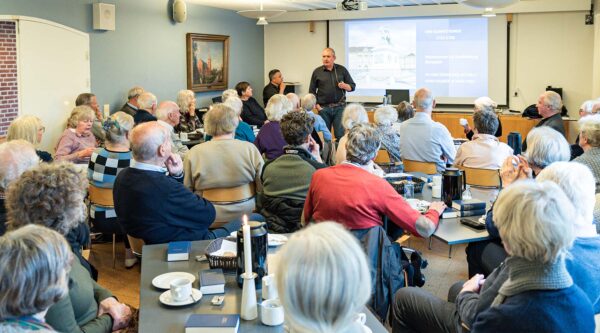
173;0;187;23
93;3;116;31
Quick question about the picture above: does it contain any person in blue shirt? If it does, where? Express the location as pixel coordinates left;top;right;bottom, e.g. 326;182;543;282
300;93;332;142
205;97;255;143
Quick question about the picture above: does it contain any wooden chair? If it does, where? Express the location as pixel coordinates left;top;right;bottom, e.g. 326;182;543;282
402;159;437;174
202;183;257;226
127;235;145;257
461;167;501;188
88;184;117;268
374;149;391;164
317;131;325;144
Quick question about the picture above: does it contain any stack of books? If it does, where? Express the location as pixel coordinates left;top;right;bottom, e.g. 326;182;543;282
441;199;486;219
167;241;191;262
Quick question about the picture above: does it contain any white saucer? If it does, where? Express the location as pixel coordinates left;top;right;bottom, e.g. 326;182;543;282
159;288;202;306
152;272;196;290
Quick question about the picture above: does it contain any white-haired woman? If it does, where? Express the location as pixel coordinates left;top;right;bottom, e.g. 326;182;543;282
175;89;200;133
571;100;600;159
462;97;501;140
205;96;255;143
184;104;264;223
55;105;98;164
87;112;138;268
7;115;52;162
276;222;372;333
374;106;401;166
221;88;238;102
467;181;594;332
574;114;600;193
0;225;73;332
254;94;292;160
334;103;369;165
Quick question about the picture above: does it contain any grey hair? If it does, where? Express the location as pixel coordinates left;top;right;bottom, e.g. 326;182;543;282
342;103;368;130
137;92;157;110
0;225;72;319
346;123;381;165
413;88;434;110
536;162;595;228
67;105;95;128
221;89;238;102
204;103;239;136
265;94;292;121
579;100;599;115
105;111;134;144
493;180;575;263
578;113;600;147
129;122;169;162
473;96;497;113
286;93;300;111
176;90;195;114
155;101;179;121
0;140;39;191
374;106;398;126
540;91;563;112
276;222;371;333
524;127;570;169
127;86;145;100
473;110;499;135
223;96;243;116
301;93;317;112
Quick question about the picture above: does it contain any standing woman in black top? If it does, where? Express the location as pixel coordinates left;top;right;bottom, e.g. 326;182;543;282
237;81;268;128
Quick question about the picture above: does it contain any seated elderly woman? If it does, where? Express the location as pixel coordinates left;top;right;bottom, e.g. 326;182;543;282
334;103;369;165
6;162;132;333
465;126;571;278
175;89;201;133
254;94;292;160
259;111;326;233
0;140;39;235
7;115;52;162
205;96;255;143
276;222;372;333
392;163;600;333
301;93;332;141
55;105;98;164
184;104;264;224
373;106;401;167
87;111;138;268
469;181;594;332
461;96;502;140
237;81;268;128
570;100;600;160
393;101;414;134
304;123;446;238
454;110;513;169
574;113;600;193
0;225;72;332
286;93;301;111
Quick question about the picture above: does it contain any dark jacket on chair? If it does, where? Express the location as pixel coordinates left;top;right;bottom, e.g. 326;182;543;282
257;194;304;234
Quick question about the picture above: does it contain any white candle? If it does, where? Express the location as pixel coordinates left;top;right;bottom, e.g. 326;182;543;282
242;215;252;277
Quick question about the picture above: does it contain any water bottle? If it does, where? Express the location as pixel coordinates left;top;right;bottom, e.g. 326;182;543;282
404;176;415;199
383;95;388;106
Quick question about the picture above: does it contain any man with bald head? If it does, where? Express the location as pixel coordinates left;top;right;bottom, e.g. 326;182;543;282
522;91;566;152
113;122;239;244
399;88;456;172
156;100;189;158
133;92;158;125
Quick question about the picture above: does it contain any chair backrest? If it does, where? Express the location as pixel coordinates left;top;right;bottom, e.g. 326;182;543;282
461;167;501;188
127;235;145;256
88;184;114;207
202;183;256;203
374;149;391;164
402;159;437;174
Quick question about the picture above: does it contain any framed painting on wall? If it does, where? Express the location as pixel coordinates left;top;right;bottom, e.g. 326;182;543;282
186;33;229;92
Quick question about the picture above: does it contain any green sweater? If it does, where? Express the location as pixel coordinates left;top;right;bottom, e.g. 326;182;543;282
45;256;113;333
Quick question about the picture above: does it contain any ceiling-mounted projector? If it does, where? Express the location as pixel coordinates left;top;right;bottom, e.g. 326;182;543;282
337;0;368;11
459;0;519;9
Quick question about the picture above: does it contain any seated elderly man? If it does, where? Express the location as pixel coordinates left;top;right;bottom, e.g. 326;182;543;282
114;122;240;244
522;90;566;151
301;93;332;142
133;92;158;125
259;111;326;233
304;123;446;237
0;140;39;235
571;100;600;159
454;110;513;169
156;100;189;158
400;88;456;172
574;114;600;193
120;86;144;116
461;97;502;140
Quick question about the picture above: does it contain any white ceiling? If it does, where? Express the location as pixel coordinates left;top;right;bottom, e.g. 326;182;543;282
187;0;462;12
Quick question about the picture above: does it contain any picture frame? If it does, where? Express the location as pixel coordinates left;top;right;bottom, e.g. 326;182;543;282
186;33;229;92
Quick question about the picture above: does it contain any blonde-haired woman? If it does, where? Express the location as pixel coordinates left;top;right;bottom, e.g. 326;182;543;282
55;105;98;164
276;222;372;333
7;115;52;162
87;111;138;268
175;89;201;133
335;103;369;165
254;94;292;160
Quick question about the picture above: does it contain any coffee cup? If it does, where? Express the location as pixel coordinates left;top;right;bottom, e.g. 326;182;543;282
432;185;442;198
179;132;188;141
170;278;192;302
261;299;284;326
262;274;278;300
432;175;442;186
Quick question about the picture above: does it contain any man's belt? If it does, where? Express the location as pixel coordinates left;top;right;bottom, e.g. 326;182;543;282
322;101;346;108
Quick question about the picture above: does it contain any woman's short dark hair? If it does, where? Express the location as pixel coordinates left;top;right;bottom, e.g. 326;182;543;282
281;112;315;146
396;101;414;122
235;82;250;97
75;93;95;107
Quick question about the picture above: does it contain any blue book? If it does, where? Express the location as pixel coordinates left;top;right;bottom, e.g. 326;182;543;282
452;199;486;211
199;268;225;294
185;314;239;333
167;241;191;262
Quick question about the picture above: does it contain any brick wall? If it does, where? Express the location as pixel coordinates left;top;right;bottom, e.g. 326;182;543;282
0;21;18;136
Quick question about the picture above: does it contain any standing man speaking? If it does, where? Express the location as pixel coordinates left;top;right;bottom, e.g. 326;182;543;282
309;48;355;140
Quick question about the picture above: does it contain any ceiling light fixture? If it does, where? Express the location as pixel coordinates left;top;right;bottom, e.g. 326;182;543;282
237;1;286;26
256;17;268;25
482;7;496;17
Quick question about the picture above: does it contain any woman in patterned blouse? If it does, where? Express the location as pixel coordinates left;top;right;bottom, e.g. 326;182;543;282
175;89;201;133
